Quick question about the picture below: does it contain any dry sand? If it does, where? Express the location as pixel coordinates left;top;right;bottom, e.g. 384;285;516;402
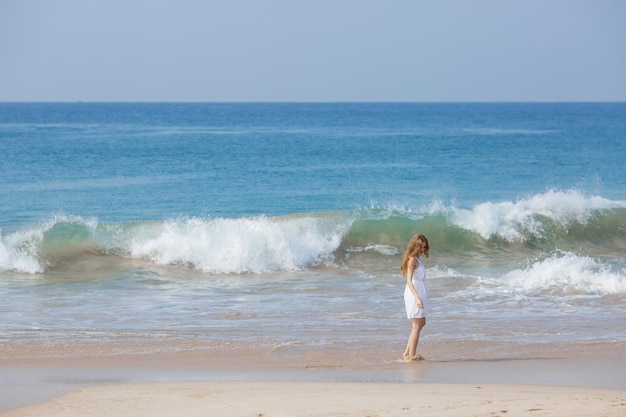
2;381;625;417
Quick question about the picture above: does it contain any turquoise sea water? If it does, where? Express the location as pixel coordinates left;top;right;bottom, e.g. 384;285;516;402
1;103;625;357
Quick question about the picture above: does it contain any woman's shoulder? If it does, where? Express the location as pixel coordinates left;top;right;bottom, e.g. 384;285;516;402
408;256;419;268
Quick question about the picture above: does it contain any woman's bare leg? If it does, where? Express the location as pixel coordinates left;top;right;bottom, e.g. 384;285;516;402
403;317;426;360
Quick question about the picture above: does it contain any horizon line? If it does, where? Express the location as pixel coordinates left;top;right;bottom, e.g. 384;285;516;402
2;100;625;104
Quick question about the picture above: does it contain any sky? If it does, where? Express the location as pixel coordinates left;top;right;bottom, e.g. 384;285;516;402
1;0;625;102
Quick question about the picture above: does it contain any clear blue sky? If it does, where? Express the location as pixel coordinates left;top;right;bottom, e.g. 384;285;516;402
1;0;625;102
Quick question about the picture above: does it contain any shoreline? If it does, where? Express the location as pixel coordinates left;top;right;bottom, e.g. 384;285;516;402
2;340;625;415
3;338;625;371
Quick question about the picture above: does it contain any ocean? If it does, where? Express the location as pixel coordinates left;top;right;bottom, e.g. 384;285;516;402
1;102;625;364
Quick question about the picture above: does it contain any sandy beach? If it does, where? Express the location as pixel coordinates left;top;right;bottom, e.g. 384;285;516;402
2;340;625;416
3;381;625;417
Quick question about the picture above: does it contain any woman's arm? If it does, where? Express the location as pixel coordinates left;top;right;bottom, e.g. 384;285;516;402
405;257;423;308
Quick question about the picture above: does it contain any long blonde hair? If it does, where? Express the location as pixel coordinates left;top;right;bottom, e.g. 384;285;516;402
400;234;429;276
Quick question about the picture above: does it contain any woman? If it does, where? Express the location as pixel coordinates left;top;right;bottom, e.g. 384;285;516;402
401;233;430;361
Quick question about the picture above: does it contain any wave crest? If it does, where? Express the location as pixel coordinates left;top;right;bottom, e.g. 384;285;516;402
0;215;98;274
1;190;624;280
128;215;348;274
449;189;626;241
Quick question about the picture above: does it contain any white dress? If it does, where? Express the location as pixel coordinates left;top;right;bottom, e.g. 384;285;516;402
404;256;428;319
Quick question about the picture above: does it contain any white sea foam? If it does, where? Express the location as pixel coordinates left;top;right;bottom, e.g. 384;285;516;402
449;190;626;240
427;265;463;279
128;215;349;274
346;244;398;256
0;228;44;274
504;252;626;294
